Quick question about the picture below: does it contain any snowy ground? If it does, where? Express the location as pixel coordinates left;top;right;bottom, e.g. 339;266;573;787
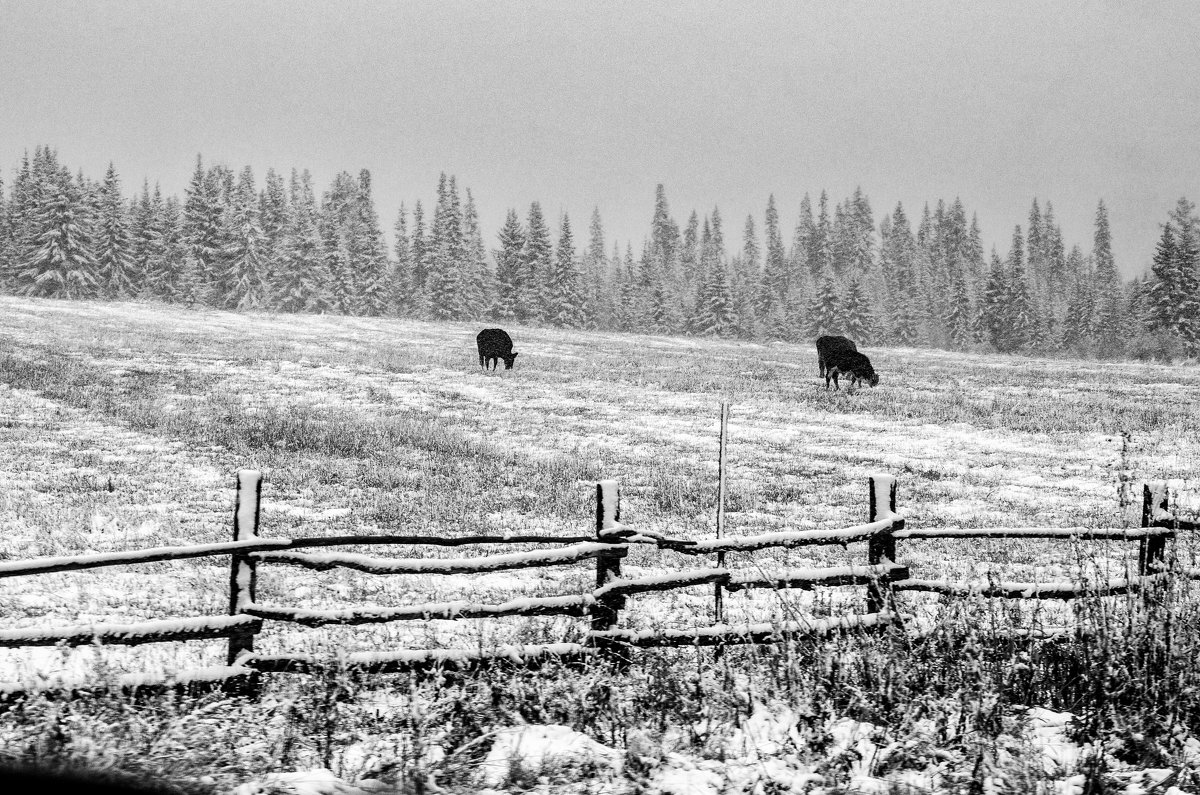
1;298;1199;792
1;297;1199;681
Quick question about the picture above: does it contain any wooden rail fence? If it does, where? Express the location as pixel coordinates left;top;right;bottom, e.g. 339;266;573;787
0;471;1196;697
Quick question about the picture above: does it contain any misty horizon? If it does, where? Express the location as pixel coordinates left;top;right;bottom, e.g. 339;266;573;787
4;1;1199;279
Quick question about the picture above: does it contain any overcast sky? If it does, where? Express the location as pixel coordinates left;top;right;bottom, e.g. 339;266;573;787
2;0;1198;277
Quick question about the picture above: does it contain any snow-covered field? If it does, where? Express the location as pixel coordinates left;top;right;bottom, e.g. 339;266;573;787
1;296;1199;793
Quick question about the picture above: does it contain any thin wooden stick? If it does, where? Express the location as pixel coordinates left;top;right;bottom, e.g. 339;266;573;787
714;400;730;624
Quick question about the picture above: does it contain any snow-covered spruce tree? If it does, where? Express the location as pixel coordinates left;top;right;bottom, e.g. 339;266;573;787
462;188;495;319
1061;247;1094;353
651;248;688;335
1043;202;1067;297
408;201;431;318
352;169;391;316
606;240;622;330
630;242;658;334
1168;197;1200;353
1146;224;1178;336
969;299;988;347
521;201;552;323
847;187;876;283
206;163;239;303
760;194;788;318
760;302;788;341
1091;199;1125;353
881;202;919;342
643;184;686;335
427;174;472;321
259;168;288;259
888;291;922;348
829;200;854;283
155;191;186;302
583;208;610;329
492;209;525;322
548;213;585;328
0;176;14;291
810;191;833;284
781;284;810;343
93;163;136;298
1146;215;1200;355
181;155;222;305
616;244;644;332
1176;233;1200;356
807;277;841;338
424;175;454;318
317;170;365;314
679;210;699;319
980;250;1012;352
1005;225;1038;352
274;169;327;313
4;153;36;291
731;214;762;338
916;204;951;346
129;180;158;297
694;214;736;336
944;270;972;350
317;172;357;313
391;203;413;316
611;241;633;332
222;166;269;310
20;187;98;299
1027;198;1045;296
791;193;815;284
842;277;874;344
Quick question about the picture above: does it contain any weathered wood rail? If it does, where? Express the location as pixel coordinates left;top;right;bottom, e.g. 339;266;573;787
0;471;1195;697
885;482;1188;602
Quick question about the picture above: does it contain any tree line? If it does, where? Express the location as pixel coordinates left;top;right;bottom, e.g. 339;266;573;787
2;145;1198;360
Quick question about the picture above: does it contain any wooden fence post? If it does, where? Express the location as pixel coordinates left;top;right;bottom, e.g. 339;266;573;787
227;470;262;667
867;475;898;613
593;480;626;665
1139;481;1169;576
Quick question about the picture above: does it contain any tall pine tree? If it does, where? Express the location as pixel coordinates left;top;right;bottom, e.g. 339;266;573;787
94;163;135;298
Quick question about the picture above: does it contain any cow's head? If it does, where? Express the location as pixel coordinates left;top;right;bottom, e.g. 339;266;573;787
503;352;519;369
868;371;879;387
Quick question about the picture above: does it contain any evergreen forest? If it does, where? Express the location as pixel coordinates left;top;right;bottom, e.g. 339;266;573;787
2;146;1198;361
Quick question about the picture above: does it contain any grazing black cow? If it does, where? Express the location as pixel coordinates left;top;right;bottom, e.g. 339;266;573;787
816;335;858;378
476;328;519;370
824;349;879;392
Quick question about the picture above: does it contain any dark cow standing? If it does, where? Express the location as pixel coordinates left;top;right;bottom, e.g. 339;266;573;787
816;335;858;378
823;349;879;392
477;328;519;370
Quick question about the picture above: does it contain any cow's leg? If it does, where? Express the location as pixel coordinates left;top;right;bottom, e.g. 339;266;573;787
479;352;486;368
832;371;840;391
825;371;832;390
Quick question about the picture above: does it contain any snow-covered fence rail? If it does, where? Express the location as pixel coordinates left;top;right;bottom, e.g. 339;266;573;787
889;482;1187;600
0;471;628;693
235;480;629;676
0;616;262;649
0;469;907;686
3;468;1196;696
581;476;910;655
247;542;618;575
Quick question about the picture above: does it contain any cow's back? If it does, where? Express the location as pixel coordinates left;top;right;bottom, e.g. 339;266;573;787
477;328;513;351
816;335;857;357
816;335;857;375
